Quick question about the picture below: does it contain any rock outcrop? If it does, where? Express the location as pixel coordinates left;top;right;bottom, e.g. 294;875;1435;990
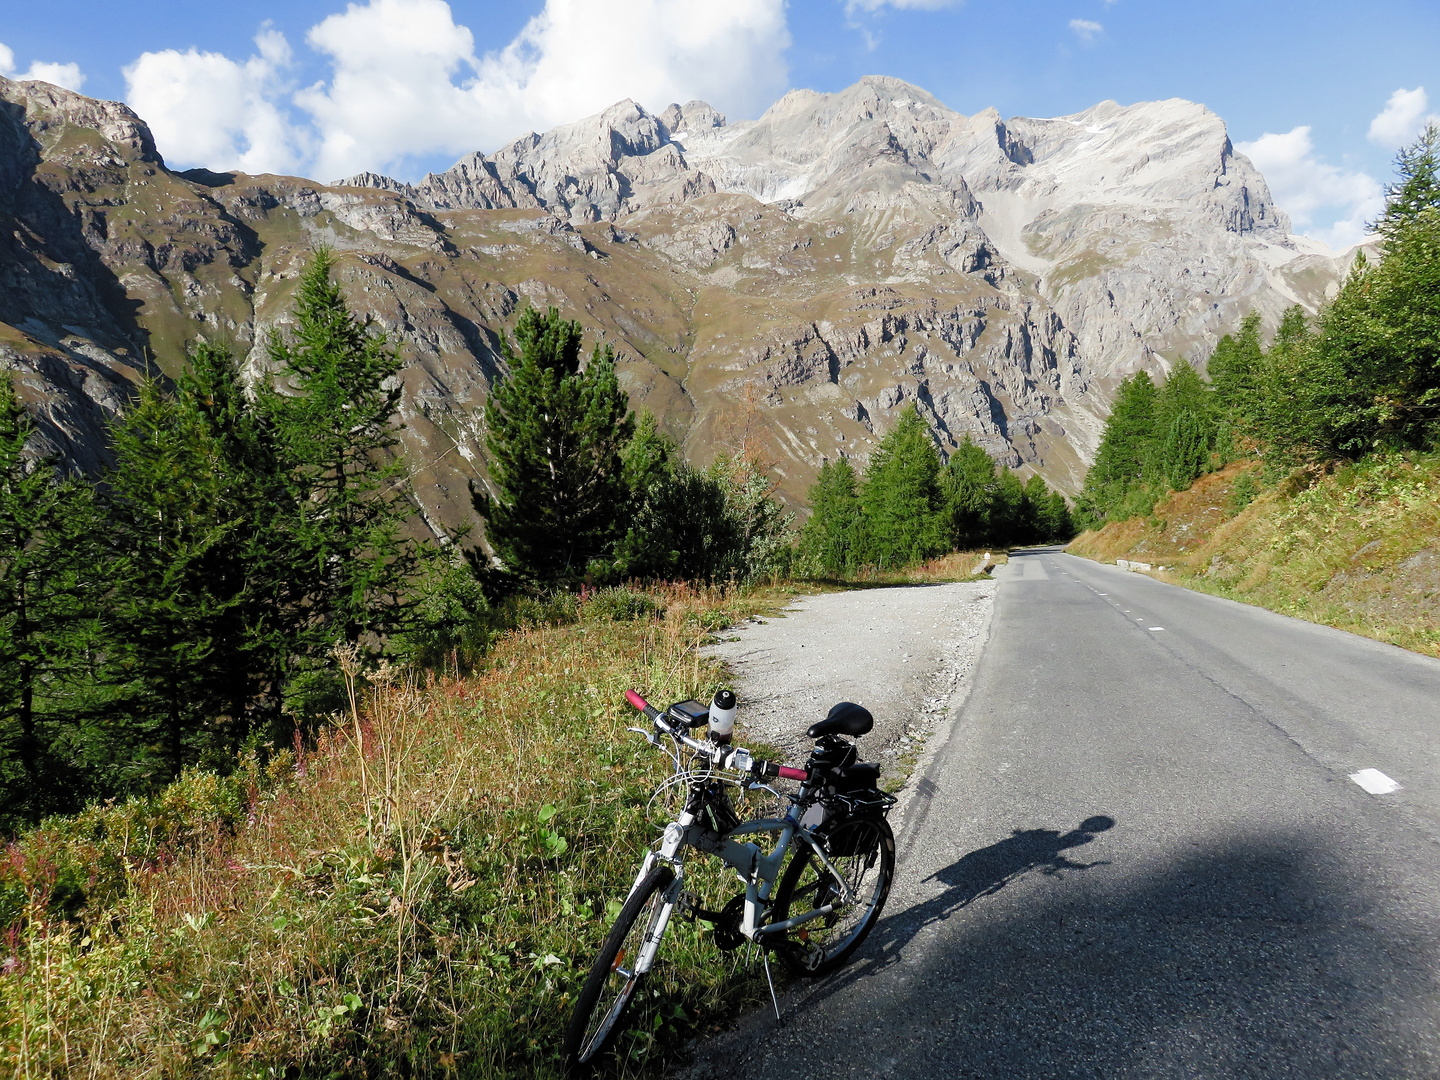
0;73;1356;539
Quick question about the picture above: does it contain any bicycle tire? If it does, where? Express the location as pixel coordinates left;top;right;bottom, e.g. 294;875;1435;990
562;865;675;1074
771;815;894;978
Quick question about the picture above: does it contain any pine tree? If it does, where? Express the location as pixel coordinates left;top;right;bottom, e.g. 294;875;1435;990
988;469;1026;542
1019;474;1052;544
859;406;946;568
606;413;733;583
1151;360;1218;490
1209;313;1265;424
941;436;997;549
1040;489;1074;543
1078;372;1158;522
0;379;99;823
102;364;258;784
262;250;416;657
798;458;861;577
1160;408;1210;490
1305;124;1440;455
1374;121;1440;242
476;307;634;588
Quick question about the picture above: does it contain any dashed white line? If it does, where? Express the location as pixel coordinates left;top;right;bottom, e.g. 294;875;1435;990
1148;627;1164;631
1350;768;1402;795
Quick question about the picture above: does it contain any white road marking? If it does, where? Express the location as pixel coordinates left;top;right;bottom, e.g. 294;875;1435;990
1350;768;1402;795
1148;627;1164;631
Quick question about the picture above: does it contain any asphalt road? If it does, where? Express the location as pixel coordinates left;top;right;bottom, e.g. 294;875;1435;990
680;549;1440;1078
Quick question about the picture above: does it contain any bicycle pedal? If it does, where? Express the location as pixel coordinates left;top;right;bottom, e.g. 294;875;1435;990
675;891;701;922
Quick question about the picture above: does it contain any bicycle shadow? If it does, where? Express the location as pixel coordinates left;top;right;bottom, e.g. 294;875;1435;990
801;814;1116;1000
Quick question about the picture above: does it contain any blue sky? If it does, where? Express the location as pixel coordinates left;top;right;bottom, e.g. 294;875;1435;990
2;0;1437;248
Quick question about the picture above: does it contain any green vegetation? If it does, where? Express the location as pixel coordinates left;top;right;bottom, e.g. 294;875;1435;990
1;269;798;833
1078;123;1440;531
0;579;809;1078
477;307;793;591
0;252;422;828
1069;455;1440;660
0;382;97;822
474;307;634;589
798;406;1073;578
0;259;816;1075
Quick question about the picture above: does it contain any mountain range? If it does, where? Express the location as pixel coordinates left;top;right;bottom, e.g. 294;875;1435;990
0;73;1358;537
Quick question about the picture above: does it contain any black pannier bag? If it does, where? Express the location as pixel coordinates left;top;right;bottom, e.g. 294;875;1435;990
814;764;895;857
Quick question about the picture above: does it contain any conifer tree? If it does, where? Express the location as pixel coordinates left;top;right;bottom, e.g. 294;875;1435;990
1209;313;1265;424
941;436;998;548
1305;125;1440;454
1019;473;1052;543
1374;121;1440;242
102;361;259;784
798;458;862;577
261;250;416;656
988;469;1027;542
858;406;946;568
0;379;98;823
606;413;732;583
1077;372;1158;522
1160;408;1210;491
476;307;634;588
1040;489;1074;543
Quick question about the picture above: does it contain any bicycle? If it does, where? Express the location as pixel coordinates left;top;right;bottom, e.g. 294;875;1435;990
562;688;897;1073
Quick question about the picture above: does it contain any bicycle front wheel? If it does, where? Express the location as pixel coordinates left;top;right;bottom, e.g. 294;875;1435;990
562;865;675;1074
772;815;894;977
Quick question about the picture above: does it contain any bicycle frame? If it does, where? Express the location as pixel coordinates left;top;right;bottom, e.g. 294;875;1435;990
622;781;857;978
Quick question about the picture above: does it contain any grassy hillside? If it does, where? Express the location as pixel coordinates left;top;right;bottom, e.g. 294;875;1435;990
1068;455;1440;658
1;583;805;1078
0;554;998;1078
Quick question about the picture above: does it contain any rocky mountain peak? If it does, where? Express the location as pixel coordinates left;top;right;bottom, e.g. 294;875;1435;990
1;73;1362;540
1;74;162;169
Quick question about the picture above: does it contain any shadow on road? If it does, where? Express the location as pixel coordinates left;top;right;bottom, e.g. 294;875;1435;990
799;815;1116;999
683;827;1440;1078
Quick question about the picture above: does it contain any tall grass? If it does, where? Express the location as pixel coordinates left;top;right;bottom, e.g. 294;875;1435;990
1069;454;1440;658
802;548;1007;588
0;581;808;1078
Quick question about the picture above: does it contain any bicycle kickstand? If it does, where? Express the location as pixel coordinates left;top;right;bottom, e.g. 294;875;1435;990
760;948;784;1027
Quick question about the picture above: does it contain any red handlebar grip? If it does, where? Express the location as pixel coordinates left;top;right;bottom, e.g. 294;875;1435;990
777;765;809;782
624;689;649;713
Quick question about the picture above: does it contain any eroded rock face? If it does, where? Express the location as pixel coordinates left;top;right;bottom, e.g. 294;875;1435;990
0;73;1354;536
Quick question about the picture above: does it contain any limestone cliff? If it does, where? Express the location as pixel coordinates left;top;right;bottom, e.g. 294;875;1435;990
0;74;1353;541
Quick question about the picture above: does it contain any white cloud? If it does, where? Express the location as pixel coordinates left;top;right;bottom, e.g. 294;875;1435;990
124;27;306;174
0;42;86;91
123;0;789;182
1237;125;1383;250
1368;86;1437;149
845;0;962;13
1069;18;1103;42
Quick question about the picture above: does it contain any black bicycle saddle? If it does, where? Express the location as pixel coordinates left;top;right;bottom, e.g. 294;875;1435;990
807;701;874;739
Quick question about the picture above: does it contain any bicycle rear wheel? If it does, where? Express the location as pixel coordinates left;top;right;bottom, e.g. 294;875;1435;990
562;865;674;1074
772;815;894;977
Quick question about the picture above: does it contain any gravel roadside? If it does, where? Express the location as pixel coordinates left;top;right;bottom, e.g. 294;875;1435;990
704;580;997;791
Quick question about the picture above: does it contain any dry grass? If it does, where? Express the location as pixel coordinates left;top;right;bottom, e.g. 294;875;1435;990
0;580;814;1079
808;548;1009;588
1068;455;1440;658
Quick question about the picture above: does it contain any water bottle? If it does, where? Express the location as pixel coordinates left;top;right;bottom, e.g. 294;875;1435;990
708;689;737;745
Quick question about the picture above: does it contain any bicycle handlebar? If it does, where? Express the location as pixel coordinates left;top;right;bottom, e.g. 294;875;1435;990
624;689;809;784
624;688;660;720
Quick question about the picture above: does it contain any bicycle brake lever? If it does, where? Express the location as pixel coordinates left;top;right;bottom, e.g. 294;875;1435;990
746;781;781;800
627;726;661;746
